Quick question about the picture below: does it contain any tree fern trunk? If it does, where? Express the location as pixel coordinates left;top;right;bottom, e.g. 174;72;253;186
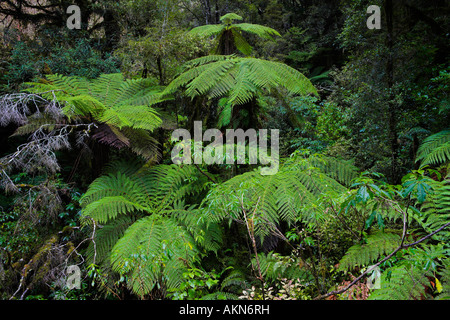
91;140;110;180
219;29;237;55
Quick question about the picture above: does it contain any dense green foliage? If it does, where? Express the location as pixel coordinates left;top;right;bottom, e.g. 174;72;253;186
0;0;449;301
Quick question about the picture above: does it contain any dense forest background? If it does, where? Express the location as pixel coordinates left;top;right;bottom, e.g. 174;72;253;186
0;0;449;300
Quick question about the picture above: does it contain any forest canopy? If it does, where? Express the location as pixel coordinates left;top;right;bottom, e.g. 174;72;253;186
0;0;449;302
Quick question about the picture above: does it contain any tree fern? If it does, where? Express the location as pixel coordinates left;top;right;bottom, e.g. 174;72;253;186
188;13;280;56
80;162;222;297
163;55;317;128
23;73;168;160
202;153;357;243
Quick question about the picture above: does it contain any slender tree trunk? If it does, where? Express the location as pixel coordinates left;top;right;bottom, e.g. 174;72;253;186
214;0;220;24
385;0;399;184
102;9;120;52
156;55;164;85
203;0;212;24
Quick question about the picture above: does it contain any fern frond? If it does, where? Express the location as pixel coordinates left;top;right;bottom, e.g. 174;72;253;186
188;24;225;38
121;127;160;161
12;114;60;137
220;13;243;23
422;141;450;167
227;61;257;105
369;265;432;300
173;207;223;253
307;155;359;187
182;55;232;70
81;171;141;204
85;215;136;266
416;129;450;167
220;269;248;291
26;73;165;125
61;94;106;119
188;13;279;56
111;215;200;295
231;28;253;56
436;259;450;300
338;231;401;271
80;171;150;222
202;155;350;242
164;56;318;110
80;161;220;296
416;177;450;241
185;60;237;98
82;196;150;224
99;105;162;131
254;252;313;283
233;23;281;39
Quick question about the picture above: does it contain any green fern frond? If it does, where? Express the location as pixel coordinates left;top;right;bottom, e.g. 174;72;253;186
80;162;220;297
188;24;225;38
369;265;432;300
24;73;166;159
188;13;279;56
164;57;229;96
185;60;236;98
220;13;243;23
254;252;313;283
81;171;147;209
436;259;450;300
422;141;450;167
416;129;450;167
231;29;253;56
81;164;203;221
217;99;233;127
82;196;150;224
416;176;450;241
220;269;248;291
85;215;136;266
26;73;164;120
173;207;223;253
61;94;106;119
338;231;401;271
307;155;359;187
202;154;350;242
233;23;281;39
182;55;232;70
164;56;317;110
99;105;162;131
11;114;59;137
111;215;200;295
226;61;257;105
